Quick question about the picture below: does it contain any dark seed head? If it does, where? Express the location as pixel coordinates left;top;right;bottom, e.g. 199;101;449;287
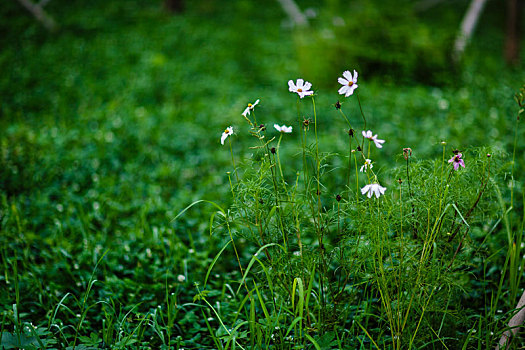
259;198;264;204
356;146;362;152
334;100;342;110
348;128;354;137
270;147;276;154
336;194;342;202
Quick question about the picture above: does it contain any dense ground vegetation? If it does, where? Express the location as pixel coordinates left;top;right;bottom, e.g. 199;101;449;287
1;0;525;348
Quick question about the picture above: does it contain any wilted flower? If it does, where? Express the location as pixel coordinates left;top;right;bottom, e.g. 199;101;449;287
242;99;260;117
362;130;385;148
221;126;233;145
360;159;373;172
338;70;358;97
274;124;293;133
361;183;387;199
448;153;465;170
288;79;314;98
403;147;412;160
303;118;311;129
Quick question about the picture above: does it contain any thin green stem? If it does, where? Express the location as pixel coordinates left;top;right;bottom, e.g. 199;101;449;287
229;138;239;183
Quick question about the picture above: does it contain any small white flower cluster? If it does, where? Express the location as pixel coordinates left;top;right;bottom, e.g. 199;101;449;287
221;69;388;198
221;101;293;144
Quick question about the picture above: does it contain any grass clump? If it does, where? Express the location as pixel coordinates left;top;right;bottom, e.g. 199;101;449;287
186;76;523;348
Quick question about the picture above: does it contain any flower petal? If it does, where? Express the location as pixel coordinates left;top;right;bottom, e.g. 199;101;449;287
288;80;296;92
338;86;348;95
303;81;312;90
338;77;349;86
296;79;304;89
274;124;281;132
342;70;353;81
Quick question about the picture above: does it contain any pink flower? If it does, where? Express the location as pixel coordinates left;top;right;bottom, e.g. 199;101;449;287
448;153;465;170
362;130;385;149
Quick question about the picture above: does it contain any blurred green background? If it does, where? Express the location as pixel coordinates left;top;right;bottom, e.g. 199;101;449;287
1;0;524;347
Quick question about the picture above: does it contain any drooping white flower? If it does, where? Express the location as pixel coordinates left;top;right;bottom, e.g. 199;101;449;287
288;79;314;98
274;124;293;133
242;99;260;117
361;183;387;199
338;70;358;97
221;126;233;145
362;130;385;148
360;159;373;172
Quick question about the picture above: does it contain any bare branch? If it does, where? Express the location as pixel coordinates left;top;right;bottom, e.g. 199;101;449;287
276;0;308;28
16;0;57;31
452;0;488;62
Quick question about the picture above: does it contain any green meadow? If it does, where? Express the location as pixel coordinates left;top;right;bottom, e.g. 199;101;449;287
1;0;525;348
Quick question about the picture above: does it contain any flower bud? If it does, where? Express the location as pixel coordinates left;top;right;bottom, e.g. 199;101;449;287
271;147;276;154
336;194;342;202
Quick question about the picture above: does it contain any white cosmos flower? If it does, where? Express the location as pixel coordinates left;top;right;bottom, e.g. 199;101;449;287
274;124;293;133
362;130;385;148
361;183;387;199
242;99;260;117
288;79;314;98
338;70;358;97
360;159;373;172
221;126;234;145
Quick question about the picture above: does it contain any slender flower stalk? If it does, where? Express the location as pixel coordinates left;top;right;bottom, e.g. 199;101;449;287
229;137;239;182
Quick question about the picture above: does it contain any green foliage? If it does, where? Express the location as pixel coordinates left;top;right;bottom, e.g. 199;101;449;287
295;0;458;87
0;0;524;348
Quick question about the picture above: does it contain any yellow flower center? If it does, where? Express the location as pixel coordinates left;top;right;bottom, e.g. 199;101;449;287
297;88;303;92
248;103;253;107
224;129;230;134
347;81;354;87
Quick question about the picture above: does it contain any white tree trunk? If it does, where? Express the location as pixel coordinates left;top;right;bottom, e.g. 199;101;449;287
276;0;308;28
16;0;57;31
453;0;489;62
497;290;525;349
